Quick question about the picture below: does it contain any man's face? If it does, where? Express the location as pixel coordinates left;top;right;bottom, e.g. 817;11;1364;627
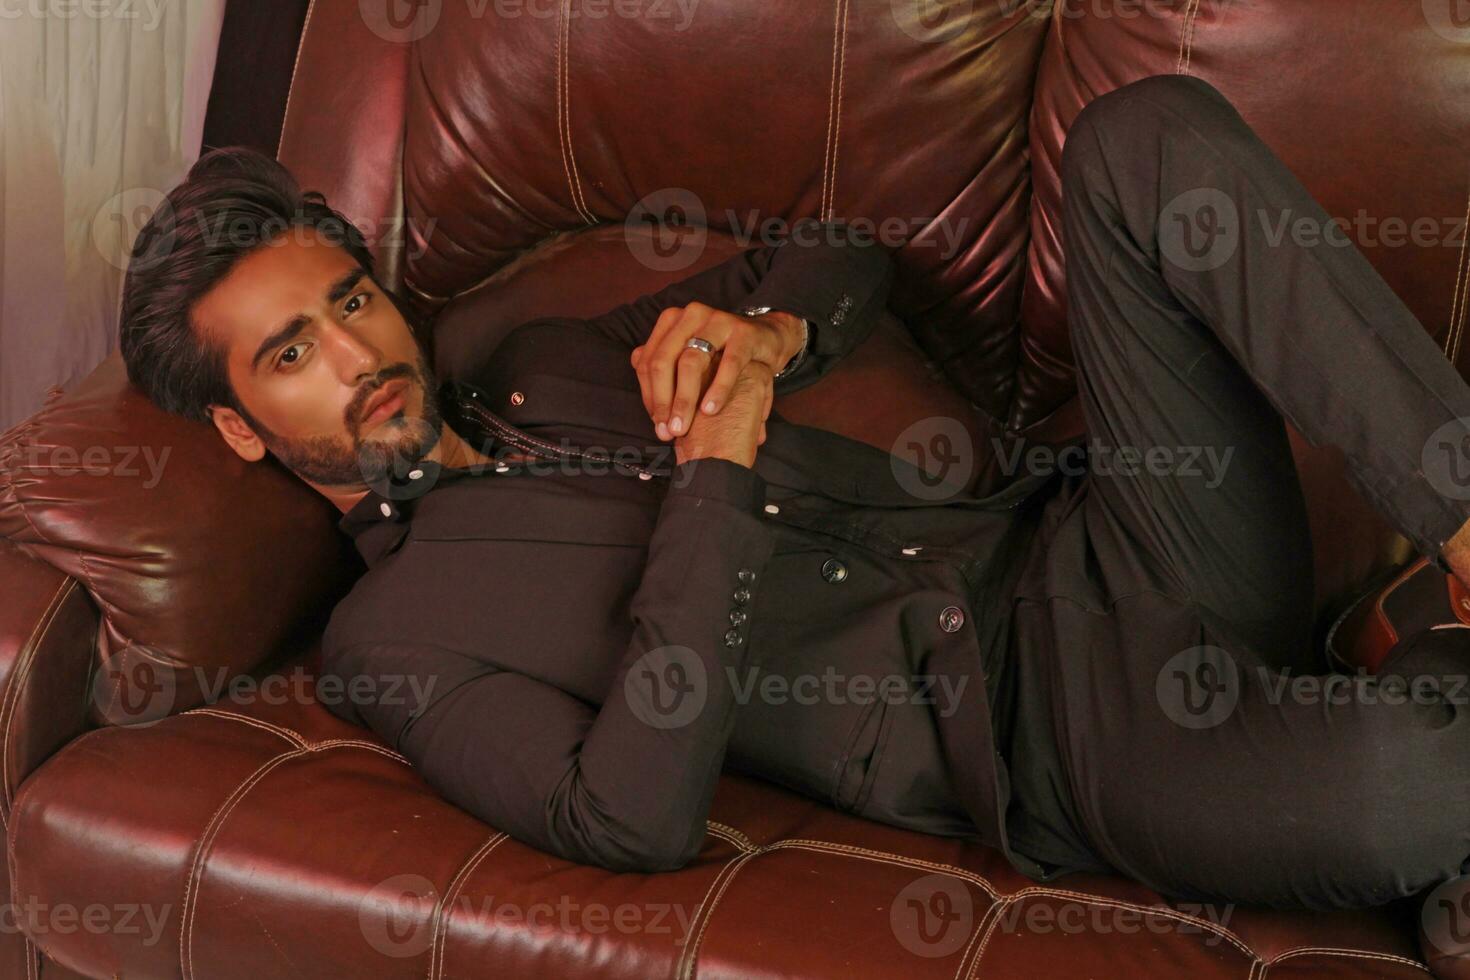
196;226;442;489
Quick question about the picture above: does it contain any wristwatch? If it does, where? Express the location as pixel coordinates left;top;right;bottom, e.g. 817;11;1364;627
739;305;810;381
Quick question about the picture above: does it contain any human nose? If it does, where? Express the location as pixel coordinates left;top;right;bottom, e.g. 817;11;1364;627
319;319;381;386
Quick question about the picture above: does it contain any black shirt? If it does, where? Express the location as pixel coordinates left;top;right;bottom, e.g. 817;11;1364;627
320;228;1063;874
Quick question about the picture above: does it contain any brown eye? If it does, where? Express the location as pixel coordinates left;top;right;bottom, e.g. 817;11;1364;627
345;292;370;315
278;343;310;369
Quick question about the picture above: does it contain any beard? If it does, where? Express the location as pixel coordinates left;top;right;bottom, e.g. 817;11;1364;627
241;351;445;489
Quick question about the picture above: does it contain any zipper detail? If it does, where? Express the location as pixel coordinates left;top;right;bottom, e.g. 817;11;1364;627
460;398;665;480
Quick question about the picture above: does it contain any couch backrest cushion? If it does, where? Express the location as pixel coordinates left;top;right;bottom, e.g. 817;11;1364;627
0;356;355;724
281;0;1056;422
1014;0;1470;430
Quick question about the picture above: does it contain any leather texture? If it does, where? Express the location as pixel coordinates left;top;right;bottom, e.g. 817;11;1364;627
5;0;1470;976
0;356;356;725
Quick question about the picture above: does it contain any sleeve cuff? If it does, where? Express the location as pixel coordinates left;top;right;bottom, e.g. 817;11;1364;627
666;456;768;515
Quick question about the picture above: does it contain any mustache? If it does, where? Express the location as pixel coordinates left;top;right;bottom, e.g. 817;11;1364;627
355;364;420;426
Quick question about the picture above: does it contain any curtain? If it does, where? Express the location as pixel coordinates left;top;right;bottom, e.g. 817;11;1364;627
0;0;227;430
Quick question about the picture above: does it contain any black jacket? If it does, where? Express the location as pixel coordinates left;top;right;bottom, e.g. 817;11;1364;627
321;228;1059;875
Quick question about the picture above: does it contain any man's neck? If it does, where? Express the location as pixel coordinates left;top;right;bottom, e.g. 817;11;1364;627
317;424;496;514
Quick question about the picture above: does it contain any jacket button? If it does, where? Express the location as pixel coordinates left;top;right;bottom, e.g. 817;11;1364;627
821;558;848;583
738;568;756;583
729;609;748;626
939;606;966;633
379;502;393;517
763;503;780;515
510;391;525;406
724;628;742;648
732;588;751;605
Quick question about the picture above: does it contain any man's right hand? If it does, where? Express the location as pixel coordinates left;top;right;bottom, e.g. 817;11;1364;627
673;359;774;469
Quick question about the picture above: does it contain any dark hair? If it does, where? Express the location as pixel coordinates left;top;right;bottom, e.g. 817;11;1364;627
119;146;382;423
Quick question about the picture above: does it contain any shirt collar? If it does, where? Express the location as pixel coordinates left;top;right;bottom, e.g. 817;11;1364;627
337;379;503;566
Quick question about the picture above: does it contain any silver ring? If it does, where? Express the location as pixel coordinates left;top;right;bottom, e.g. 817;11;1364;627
684;337;715;355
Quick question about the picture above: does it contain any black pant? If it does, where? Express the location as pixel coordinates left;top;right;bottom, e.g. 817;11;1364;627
1004;73;1470;910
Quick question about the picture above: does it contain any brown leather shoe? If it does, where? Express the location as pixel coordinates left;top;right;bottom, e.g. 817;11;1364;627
1326;557;1470;673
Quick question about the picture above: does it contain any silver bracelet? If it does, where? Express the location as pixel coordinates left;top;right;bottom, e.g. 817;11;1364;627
773;318;810;380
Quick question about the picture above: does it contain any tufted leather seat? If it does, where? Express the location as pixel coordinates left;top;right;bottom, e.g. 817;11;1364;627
5;0;1470;977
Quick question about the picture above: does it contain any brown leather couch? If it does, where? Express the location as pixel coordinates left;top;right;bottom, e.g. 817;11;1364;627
5;1;1469;976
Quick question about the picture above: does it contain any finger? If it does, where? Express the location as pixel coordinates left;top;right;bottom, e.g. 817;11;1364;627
640;308;684;422
669;346;715;437
701;343;751;416
649;304;713;429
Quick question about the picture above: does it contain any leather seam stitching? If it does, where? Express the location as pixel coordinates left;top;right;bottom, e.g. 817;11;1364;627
827;0;851;222
557;0;593;223
678;850;760;980
179;740;411;976
1266;946;1430;972
1174;0;1203;75
1446;188;1470;363
179;707;308;748
819;0;844;220
971;884;1254;958
276;0;319;159
429;832;510;979
180;750;307;979
0;576;77;821
958;900;1006;980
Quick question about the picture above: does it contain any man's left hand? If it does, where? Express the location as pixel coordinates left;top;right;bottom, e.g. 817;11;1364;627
629;303;804;441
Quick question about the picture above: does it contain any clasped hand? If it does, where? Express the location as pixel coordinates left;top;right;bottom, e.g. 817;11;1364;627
628;302;803;442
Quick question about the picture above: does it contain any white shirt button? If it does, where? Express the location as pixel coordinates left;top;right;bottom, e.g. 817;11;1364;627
902;546;922;555
637;471;653;480
763;503;780;515
408;468;424;480
379;502;392;517
495;463;511;473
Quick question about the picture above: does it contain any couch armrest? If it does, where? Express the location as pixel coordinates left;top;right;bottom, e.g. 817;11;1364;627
0;538;96;821
0;538;96;980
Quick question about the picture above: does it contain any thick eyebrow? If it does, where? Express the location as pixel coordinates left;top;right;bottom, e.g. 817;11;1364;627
250;267;369;371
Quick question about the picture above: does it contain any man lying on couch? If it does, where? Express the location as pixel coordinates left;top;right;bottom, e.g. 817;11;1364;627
119;74;1470;911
